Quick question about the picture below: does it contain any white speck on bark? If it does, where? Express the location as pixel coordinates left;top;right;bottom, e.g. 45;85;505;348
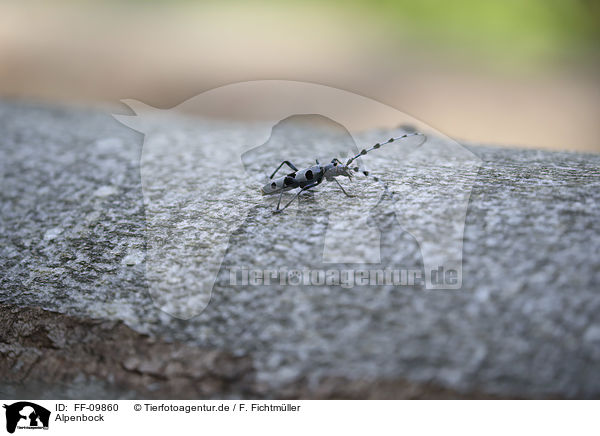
93;185;118;197
121;250;145;266
43;227;63;241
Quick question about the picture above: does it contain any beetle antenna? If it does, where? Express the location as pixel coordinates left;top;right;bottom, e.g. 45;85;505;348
345;132;426;168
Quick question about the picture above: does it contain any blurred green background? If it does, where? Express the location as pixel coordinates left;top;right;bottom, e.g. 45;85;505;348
1;0;598;151
340;0;599;65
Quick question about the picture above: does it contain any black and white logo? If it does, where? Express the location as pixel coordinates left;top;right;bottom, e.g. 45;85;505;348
3;402;50;434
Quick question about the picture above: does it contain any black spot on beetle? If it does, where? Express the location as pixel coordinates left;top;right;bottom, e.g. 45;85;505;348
288;172;297;178
271;182;277;189
284;177;294;186
305;170;313;180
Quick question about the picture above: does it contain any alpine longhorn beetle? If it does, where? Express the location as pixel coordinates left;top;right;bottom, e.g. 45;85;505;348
261;132;425;213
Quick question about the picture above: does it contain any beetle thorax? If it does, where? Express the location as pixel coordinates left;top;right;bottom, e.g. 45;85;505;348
323;162;351;180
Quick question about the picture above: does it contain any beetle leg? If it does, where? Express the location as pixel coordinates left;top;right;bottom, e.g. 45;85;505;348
333;178;355;197
275;190;284;211
270;161;299;179
274;179;322;213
